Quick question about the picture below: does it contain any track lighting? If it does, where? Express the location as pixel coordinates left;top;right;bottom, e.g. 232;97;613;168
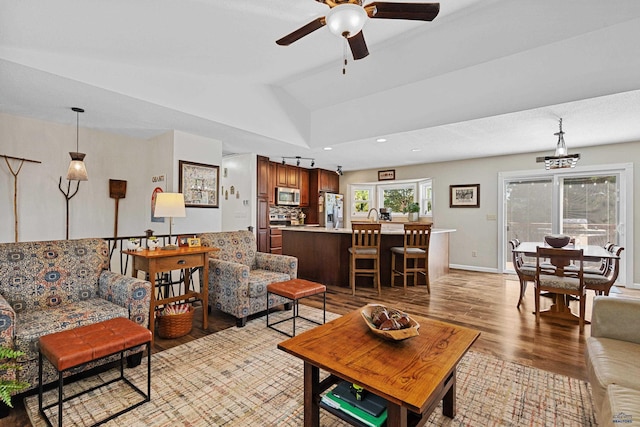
336;165;343;176
281;156;316;168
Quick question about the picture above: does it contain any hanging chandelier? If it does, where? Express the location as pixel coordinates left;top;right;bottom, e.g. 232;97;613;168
66;107;88;181
536;118;580;170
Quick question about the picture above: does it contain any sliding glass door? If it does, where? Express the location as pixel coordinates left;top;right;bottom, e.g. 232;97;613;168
500;164;631;285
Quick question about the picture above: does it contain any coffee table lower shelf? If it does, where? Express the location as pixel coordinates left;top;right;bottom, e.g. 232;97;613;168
319;399;423;427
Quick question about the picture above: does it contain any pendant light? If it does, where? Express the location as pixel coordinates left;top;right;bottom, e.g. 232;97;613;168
67;107;88;181
536;118;580;170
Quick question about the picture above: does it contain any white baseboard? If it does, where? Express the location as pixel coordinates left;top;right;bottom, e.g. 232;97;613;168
449;264;499;274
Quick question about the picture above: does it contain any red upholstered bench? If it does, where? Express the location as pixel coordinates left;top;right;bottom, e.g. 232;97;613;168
267;279;326;337
38;317;152;427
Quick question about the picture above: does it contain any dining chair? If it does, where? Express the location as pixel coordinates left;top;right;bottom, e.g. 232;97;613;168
565;242;613;275
349;223;382;296
584;245;624;296
535;246;586;332
509;239;535;308
390;223;432;292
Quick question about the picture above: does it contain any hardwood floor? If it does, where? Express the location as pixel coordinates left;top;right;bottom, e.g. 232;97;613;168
5;269;638;426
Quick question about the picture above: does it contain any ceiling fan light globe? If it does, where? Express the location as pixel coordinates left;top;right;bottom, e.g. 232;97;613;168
326;4;367;38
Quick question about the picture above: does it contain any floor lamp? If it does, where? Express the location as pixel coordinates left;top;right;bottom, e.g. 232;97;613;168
154;192;186;250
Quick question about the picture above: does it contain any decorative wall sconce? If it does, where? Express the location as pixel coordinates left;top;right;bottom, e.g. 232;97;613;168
58;107;88;239
281;156;315;167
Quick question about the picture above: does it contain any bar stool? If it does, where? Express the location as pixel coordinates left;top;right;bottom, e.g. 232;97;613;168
390;223;432;292
349;223;382;295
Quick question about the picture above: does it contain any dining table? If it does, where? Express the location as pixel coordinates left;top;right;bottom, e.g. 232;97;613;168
512;242;620;322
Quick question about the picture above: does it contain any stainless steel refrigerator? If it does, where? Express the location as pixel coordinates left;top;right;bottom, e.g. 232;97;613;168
318;192;344;229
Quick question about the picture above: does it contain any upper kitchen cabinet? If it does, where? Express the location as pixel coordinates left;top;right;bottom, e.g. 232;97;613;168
287;165;299;188
317;169;340;193
268;161;277;205
299;168;309;207
276;163;288;187
276;163;300;188
257;155;269;199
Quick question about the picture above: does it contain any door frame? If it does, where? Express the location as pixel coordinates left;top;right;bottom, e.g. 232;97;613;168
498;162;634;288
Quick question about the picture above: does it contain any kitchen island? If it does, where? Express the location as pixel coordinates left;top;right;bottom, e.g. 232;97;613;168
282;225;455;288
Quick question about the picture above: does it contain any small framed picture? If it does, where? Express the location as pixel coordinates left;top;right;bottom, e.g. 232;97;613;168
178;235;191;248
179;160;220;208
378;169;395;181
450;184;480;208
188;238;201;248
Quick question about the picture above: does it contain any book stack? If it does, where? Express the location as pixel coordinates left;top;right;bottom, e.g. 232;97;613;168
320;381;388;427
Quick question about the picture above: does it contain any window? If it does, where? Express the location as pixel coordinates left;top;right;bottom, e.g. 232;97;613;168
419;179;433;216
351;185;374;216
378;183;415;214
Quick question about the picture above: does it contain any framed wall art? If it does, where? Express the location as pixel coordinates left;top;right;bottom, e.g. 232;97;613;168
449;184;480;208
378;169;395;181
179;160;220;208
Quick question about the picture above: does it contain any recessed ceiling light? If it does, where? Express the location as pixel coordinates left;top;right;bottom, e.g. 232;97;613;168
376;138;387;143
323;147;333;151
411;148;422;152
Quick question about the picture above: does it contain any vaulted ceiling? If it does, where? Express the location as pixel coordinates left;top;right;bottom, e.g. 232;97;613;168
2;0;640;172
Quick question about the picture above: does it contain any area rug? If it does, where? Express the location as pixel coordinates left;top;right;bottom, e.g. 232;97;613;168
25;307;596;426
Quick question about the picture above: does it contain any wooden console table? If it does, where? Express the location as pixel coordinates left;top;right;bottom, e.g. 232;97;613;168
123;246;218;341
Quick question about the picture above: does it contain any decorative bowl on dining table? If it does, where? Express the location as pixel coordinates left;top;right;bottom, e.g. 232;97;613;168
544;234;571;248
361;303;420;341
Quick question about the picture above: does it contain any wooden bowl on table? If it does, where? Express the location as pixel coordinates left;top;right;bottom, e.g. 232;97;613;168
544;234;571;248
361;303;420;341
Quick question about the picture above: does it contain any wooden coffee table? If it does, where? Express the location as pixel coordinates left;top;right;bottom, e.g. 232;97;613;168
277;307;480;427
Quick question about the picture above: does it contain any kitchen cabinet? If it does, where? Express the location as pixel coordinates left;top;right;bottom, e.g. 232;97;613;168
306;168;340;224
287;165;299;188
299;168;309;207
270;228;282;255
276;163;299;188
268;161;277;206
257;155;269;199
319;169;339;193
276;163;288;187
257;198;269;252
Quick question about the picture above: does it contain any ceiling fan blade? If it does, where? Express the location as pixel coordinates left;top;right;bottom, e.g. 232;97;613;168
348;31;369;60
276;17;326;46
365;2;440;21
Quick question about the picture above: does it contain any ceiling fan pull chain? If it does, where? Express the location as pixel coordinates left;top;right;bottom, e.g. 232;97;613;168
342;38;348;75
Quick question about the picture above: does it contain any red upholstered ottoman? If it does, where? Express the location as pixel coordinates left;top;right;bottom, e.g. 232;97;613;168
267;279;326;337
38;317;152;427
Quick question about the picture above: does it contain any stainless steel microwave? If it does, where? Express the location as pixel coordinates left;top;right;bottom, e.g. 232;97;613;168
276;187;300;206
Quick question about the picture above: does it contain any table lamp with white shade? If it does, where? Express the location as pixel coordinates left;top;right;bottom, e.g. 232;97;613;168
154;192;186;250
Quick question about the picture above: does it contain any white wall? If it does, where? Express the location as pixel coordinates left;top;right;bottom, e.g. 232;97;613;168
340;140;640;285
0;113;223;243
221;153;255;232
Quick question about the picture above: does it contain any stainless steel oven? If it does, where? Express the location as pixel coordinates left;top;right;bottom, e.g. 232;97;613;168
276;187;300;206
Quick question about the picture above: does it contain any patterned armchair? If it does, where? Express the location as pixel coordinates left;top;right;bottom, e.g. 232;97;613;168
198;230;297;327
0;238;151;394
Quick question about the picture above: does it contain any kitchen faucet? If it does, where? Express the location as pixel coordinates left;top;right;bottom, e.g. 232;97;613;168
367;208;379;222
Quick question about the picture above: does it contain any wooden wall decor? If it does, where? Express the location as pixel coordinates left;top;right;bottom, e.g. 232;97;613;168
1;154;42;242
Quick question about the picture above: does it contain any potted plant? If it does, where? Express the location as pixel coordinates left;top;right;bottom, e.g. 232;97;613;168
404;202;420;222
0;347;29;417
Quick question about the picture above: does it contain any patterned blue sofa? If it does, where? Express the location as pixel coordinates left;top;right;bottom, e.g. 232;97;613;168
198;231;297;327
0;238;151;393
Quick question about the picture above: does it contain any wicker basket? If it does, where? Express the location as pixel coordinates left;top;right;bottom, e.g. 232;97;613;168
156;305;194;339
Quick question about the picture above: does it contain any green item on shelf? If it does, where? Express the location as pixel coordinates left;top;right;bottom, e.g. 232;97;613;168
322;390;387;427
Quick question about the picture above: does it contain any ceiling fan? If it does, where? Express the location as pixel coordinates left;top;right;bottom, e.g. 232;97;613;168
276;0;440;60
